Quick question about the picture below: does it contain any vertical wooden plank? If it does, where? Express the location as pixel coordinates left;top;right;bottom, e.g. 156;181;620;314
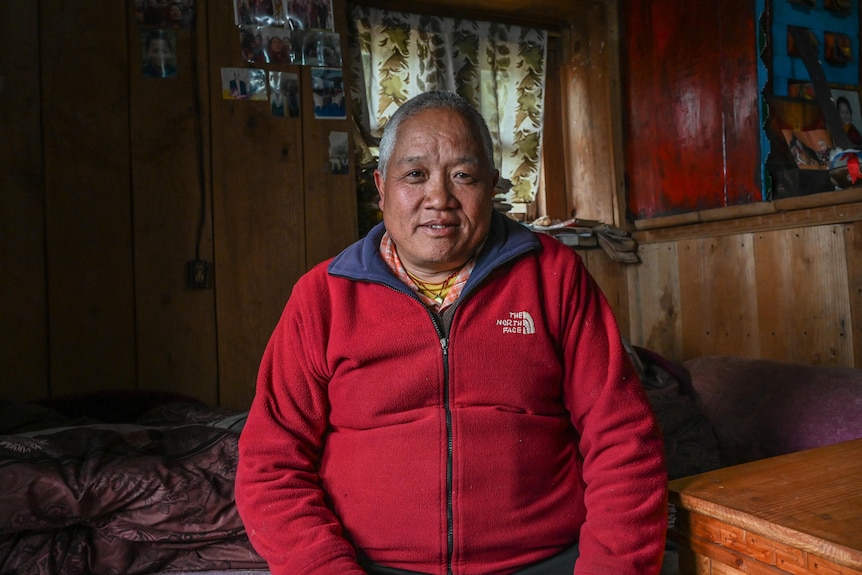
844;222;862;368
209;0;307;410
302;0;358;268
129;3;218;402
559;2;620;226
41;1;137;396
0;0;48;401
579;248;631;338
678;234;760;360
754;226;853;366
538;36;568;221
626;241;683;361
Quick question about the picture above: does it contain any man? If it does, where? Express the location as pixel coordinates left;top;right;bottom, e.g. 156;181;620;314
236;91;667;575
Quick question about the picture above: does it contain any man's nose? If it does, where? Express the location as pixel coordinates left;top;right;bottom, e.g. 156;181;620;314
424;176;457;207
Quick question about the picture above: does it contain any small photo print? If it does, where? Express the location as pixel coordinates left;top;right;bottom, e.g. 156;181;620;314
286;0;334;30
221;67;267;101
269;71;300;117
832;88;862;146
141;29;178;78
301;30;342;67
136;0;196;29
328;131;349;174
263;27;297;64
235;0;288;26
312;67;346;119
241;25;300;64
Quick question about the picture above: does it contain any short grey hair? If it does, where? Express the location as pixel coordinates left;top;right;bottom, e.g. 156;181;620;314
377;90;496;180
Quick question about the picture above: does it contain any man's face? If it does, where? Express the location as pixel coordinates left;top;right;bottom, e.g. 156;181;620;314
839;102;852;125
374;107;498;276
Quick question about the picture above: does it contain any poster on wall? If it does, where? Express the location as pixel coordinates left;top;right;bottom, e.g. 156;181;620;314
771;0;859;95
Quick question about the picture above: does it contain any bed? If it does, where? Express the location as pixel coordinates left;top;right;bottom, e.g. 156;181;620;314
0;391;269;575
0;346;717;575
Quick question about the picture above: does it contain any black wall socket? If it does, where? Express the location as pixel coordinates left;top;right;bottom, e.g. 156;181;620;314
187;260;211;289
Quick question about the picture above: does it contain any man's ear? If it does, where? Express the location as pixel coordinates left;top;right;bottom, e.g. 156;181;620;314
373;169;386;209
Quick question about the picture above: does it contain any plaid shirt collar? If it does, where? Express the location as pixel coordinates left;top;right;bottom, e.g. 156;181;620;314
379;231;475;310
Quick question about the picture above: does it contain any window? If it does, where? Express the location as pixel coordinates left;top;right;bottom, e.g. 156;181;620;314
346;4;549;211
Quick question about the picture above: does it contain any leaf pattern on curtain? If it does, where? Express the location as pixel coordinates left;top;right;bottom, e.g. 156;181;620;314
347;5;547;204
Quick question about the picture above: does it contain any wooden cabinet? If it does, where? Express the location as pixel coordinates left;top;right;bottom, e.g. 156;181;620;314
669;440;862;575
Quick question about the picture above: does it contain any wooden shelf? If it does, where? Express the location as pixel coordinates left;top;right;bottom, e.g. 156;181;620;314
633;187;862;244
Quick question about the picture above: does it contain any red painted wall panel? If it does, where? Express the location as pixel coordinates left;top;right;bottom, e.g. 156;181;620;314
622;0;761;220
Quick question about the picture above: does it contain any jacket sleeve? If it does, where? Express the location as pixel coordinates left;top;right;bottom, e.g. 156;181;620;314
560;254;668;575
235;277;366;575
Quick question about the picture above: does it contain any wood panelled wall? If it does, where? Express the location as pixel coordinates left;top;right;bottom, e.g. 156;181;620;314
3;0;859;414
582;198;862;369
0;0;356;410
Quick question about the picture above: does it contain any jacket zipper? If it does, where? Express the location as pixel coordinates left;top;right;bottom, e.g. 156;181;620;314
440;335;454;575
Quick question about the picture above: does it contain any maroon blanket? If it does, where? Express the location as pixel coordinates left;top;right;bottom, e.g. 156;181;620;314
0;401;266;575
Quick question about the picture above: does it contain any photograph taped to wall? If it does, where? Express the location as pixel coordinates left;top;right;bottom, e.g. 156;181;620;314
136;0;196;28
262;26;295;63
269;71;300;117
302;30;342;67
284;72;300;117
221;67;267;101
312;67;346;119
831;87;862;146
141;29;178;78
328;131;349;174
287;0;334;31
235;0;288;26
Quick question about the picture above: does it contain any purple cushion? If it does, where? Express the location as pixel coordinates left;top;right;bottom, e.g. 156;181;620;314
682;356;862;466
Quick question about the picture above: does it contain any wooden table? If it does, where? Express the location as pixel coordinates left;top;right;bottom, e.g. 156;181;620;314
668;438;862;575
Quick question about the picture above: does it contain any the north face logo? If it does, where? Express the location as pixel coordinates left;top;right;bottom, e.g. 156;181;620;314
496;311;535;334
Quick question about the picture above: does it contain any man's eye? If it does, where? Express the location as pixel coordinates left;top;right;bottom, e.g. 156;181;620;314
454;172;477;182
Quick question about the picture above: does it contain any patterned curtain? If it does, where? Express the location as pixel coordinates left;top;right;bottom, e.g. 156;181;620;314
347;5;548;204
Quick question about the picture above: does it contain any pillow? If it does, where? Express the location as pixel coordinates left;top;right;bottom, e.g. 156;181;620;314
683;356;862;465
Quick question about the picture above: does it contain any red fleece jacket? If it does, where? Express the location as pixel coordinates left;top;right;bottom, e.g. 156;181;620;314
236;227;667;575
